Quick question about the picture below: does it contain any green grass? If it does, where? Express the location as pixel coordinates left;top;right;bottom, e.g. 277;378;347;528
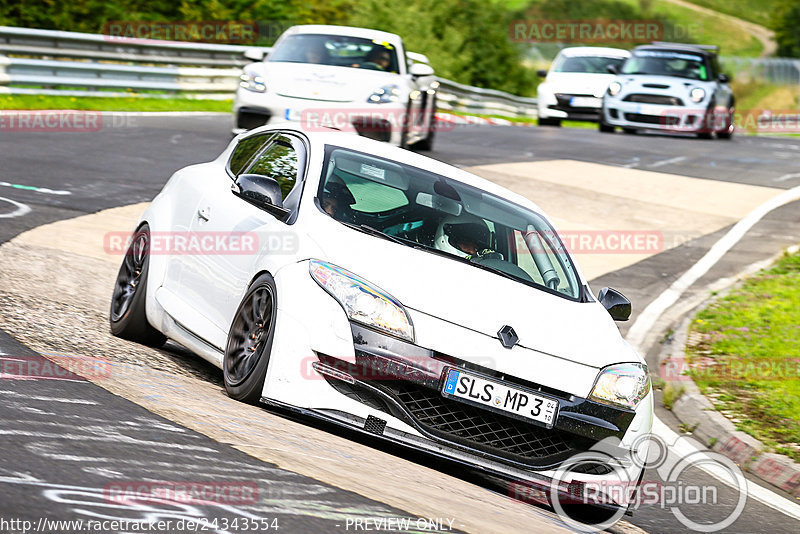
525;0;764;57
681;0;780;28
645;0;764;57
0;94;232;112
686;251;800;461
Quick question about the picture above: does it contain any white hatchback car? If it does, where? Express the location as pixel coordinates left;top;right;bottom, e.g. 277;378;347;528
536;47;630;126
110;124;653;524
233;25;438;149
600;43;734;138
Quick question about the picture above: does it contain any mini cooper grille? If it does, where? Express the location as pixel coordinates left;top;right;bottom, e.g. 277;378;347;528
624;113;664;125
382;381;585;461
624;94;684;106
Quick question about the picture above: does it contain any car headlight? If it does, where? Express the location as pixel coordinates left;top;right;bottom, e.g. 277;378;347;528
608;81;622;97
309;260;414;342
367;84;401;104
239;70;266;93
689;87;706;103
589;363;650;409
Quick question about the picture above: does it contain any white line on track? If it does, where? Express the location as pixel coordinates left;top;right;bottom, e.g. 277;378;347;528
0;181;71;196
0;196;31;218
625;183;800;519
773;172;800;183
626;183;800;351
647;156;687;168
654;419;800;520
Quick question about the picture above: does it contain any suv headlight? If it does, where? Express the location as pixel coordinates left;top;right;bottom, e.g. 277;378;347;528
240;70;266;93
608;81;622;97
689;87;706;103
589;363;650;409
367;84;401;104
309;260;414;341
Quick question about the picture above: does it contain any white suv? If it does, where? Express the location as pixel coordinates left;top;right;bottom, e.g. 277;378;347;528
536;47;630;127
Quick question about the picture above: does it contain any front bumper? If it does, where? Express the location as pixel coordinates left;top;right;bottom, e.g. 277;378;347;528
265;261;653;507
232;88;405;144
602;99;707;132
545;94;603;122
317;324;638;472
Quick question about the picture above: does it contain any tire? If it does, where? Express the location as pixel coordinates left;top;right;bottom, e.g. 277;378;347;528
537;116;561;127
413;97;437;151
399;100;411;149
223;273;278;404
598;121;614;133
109;224;167;347
717;105;735;139
622;128;637;135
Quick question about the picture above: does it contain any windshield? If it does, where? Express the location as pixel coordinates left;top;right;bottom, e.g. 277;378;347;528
268;33;400;74
553;55;626;74
621;50;709;80
317;146;582;300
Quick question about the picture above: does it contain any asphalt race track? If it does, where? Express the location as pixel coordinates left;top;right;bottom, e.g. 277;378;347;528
1;114;800;533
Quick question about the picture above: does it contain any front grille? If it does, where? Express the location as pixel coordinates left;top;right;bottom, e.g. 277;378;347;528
624;113;663;124
624;94;683;106
380;381;591;464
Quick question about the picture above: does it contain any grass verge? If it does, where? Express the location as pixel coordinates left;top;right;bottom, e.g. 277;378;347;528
685;250;800;462
0;94;232;112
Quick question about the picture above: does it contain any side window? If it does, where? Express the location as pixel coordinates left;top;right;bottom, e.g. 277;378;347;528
245;136;299;200
228;134;272;177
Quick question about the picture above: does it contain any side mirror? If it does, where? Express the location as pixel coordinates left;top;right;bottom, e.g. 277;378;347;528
606;64;619;75
597;287;631;321
234;174;290;221
409;63;435;77
243;48;265;62
717;73;730;83
536;69;548;78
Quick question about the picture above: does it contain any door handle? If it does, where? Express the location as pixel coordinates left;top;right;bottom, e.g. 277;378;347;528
197;207;210;222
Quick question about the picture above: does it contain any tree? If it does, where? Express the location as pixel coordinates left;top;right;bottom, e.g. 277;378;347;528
772;0;800;57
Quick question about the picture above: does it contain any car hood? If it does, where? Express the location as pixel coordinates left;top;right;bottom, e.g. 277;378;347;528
615;74;711;94
544;72;616;97
307;222;631;369
247;61;403;103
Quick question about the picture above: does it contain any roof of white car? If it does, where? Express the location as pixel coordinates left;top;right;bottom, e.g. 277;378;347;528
282;25;403;46
253;123;547;216
558;46;631;58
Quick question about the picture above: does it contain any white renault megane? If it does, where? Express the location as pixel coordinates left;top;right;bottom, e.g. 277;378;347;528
110;123;653;522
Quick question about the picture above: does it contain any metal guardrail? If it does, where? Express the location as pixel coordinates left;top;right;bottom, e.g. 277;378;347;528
0;26;538;117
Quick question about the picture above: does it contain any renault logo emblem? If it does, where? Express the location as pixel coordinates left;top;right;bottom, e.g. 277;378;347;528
497;325;518;349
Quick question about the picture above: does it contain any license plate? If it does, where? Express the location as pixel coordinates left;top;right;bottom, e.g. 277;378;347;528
284;108;301;121
442;369;558;427
570;97;601;108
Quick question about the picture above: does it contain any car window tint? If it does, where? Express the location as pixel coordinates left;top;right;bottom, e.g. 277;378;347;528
229;134;271;176
246;137;299;200
337;173;409;213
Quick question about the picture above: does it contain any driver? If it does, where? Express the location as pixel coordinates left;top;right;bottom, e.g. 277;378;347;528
443;221;502;261
361;47;392;71
320;181;356;221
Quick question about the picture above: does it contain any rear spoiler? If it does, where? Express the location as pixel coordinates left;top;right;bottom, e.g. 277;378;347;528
651;41;720;53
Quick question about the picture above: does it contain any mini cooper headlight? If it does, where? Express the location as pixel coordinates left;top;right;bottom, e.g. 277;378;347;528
608;81;622;97
309;260;414;341
689;87;706;103
239;70;266;93
589;363;650;409
367;84;401;104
